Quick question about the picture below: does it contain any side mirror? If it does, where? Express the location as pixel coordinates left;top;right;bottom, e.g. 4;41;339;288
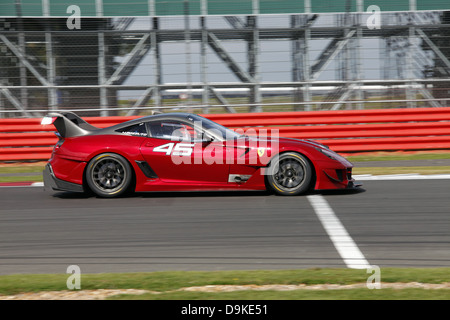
203;135;215;143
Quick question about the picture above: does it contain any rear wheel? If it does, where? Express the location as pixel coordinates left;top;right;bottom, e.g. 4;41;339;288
86;153;133;198
266;152;313;196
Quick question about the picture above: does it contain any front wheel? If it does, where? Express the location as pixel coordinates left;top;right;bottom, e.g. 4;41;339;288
266;152;313;196
86;153;133;198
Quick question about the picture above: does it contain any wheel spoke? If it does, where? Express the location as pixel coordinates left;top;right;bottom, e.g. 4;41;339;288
92;158;126;191
273;157;305;190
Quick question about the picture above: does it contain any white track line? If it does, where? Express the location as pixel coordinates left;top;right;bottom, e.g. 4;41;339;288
354;174;450;180
0;182;43;188
32;182;44;187
307;194;370;269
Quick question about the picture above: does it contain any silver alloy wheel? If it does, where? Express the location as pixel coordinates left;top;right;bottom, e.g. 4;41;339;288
91;158;126;192
267;152;313;196
86;153;133;197
273;158;305;190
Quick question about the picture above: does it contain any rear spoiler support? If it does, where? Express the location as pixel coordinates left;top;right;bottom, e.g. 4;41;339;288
41;112;98;138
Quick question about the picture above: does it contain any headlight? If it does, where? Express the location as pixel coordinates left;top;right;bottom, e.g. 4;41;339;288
315;147;340;160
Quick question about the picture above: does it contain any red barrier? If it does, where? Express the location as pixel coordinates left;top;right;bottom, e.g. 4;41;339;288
2;107;450;161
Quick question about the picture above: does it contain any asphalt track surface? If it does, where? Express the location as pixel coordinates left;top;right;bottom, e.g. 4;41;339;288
0;179;449;275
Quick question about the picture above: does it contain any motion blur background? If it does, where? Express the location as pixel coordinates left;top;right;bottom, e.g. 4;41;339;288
0;0;449;117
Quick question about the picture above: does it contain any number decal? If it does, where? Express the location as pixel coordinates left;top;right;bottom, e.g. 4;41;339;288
173;143;195;156
154;143;194;156
153;143;174;155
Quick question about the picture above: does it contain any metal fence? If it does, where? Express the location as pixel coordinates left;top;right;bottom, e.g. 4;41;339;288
0;2;449;117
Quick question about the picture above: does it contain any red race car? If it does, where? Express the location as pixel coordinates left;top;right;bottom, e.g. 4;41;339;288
42;112;359;197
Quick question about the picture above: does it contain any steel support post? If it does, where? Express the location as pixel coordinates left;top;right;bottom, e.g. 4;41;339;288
184;0;193;108
408;32;418;107
98;32;108;116
291;15;312;111
0;90;3;118
406;23;417;107
153;17;162;110
291;15;311;110
302;24;312;111
380;37;393;99
247;15;261;113
15;0;27;112
250;0;261;112
406;2;417;107
45;31;57;111
355;1;364;109
302;0;313;111
200;16;209;113
291;15;302;110
343;14;353;110
200;0;209;112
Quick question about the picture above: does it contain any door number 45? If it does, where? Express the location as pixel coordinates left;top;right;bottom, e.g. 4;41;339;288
153;143;195;156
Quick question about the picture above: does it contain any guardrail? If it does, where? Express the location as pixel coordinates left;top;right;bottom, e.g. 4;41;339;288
2;107;450;161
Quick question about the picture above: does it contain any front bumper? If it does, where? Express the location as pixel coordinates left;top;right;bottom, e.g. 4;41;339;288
315;160;363;190
346;179;363;189
43;163;84;193
325;168;362;188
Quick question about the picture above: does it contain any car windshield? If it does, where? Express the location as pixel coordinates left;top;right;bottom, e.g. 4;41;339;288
189;115;242;141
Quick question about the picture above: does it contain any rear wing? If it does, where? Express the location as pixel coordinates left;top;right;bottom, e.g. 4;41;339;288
41;112;98;138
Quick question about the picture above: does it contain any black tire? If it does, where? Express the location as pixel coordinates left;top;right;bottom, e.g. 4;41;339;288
85;153;133;198
266;152;313;196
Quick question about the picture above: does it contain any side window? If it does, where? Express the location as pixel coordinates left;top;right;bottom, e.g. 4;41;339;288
116;123;147;137
148;121;202;142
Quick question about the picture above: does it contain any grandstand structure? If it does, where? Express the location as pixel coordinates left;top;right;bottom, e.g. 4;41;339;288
0;0;449;116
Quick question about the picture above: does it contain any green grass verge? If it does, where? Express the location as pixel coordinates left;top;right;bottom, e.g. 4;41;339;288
347;152;450;162
0;165;44;183
0;176;42;183
111;288;450;300
353;166;450;176
0;166;45;174
0;268;449;300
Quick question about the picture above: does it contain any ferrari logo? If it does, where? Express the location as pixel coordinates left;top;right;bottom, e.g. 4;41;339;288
257;148;265;157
